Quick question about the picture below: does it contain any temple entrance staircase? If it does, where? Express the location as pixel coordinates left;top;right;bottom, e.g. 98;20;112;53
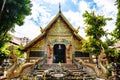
35;63;96;80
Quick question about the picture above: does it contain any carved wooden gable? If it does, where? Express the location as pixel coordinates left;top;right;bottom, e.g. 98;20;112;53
47;16;72;35
75;38;82;51
31;39;45;51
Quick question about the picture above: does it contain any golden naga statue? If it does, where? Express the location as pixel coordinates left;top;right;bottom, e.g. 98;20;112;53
75;47;109;79
6;50;43;79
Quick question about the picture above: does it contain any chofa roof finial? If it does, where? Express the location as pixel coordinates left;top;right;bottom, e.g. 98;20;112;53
59;2;61;13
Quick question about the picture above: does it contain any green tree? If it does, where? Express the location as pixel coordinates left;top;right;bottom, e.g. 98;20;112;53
82;11;112;56
103;35;119;62
0;0;32;47
0;44;24;65
113;0;120;39
110;0;120;63
0;0;32;63
14;45;24;58
0;44;10;65
0;0;32;34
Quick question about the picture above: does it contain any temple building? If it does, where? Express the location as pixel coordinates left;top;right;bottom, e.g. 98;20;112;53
22;8;89;64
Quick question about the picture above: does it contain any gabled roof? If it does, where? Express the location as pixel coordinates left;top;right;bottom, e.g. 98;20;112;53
22;12;83;50
43;12;78;33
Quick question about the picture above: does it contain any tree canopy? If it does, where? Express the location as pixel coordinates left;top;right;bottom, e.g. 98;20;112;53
0;0;32;34
82;11;112;56
113;0;120;39
0;0;32;48
0;0;32;62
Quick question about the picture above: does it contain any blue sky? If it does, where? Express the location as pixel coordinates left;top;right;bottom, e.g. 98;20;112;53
14;0;117;40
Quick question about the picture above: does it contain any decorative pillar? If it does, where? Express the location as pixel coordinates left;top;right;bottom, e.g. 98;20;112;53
47;45;53;64
51;45;54;63
69;44;72;59
26;49;30;62
47;45;50;58
66;44;72;64
66;45;69;59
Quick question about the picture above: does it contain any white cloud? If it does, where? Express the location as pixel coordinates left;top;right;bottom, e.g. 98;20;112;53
43;0;66;4
94;0;117;12
93;0;117;33
14;18;40;40
94;0;117;17
62;0;92;38
63;10;86;38
64;10;81;27
13;0;117;40
14;0;53;40
30;0;52;26
72;0;78;4
79;0;91;14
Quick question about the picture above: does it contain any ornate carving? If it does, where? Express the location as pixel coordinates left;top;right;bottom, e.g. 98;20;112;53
48;18;71;35
74;48;109;79
31;47;44;51
33;39;44;48
47;44;51;58
31;39;45;51
50;39;69;46
98;46;108;66
6;51;44;79
75;39;82;51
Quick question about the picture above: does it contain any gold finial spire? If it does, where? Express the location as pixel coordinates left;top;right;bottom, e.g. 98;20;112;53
76;26;80;33
59;2;61;13
40;26;44;33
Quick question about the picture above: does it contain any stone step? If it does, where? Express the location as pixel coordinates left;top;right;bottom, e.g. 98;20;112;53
35;63;95;79
38;64;84;72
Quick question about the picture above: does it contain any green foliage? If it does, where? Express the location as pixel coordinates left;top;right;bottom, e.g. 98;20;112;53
0;0;32;60
14;46;24;58
83;11;112;38
0;44;10;55
113;0;120;39
0;44;25;62
0;0;32;34
109;0;120;63
0;33;12;63
0;33;12;48
0;0;32;48
0;44;10;64
82;37;102;55
82;11;112;56
103;37;119;57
